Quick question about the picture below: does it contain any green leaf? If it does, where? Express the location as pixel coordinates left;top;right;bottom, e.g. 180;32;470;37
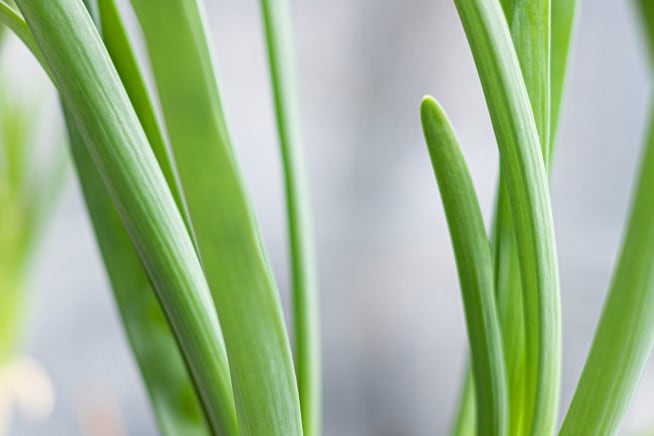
551;0;577;143
452;0;561;434
451;365;475;436
14;1;238;434
0;1;47;72
96;0;188;227
559;110;654;433
64;109;209;436
490;184;527;436
259;1;321;435
637;0;654;67
68;1;210;434
128;1;303;434
422;96;507;436
503;0;550;159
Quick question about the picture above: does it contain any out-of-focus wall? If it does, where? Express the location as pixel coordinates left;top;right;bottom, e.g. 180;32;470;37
7;0;653;434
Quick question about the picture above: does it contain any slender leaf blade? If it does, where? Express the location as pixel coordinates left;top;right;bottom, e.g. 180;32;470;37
129;1;303;434
64;109;209;436
14;1;238;434
96;0;188;227
551;0;577;143
422;96;507;436
259;1;321;435
68;1;210;433
452;0;562;434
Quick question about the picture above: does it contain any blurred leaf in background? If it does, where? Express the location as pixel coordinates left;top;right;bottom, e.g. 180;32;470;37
0;27;66;434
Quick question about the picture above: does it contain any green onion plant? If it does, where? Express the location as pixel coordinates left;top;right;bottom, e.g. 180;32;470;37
1;0;653;435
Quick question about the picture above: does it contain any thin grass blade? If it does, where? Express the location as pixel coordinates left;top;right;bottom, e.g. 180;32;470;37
64;1;211;434
128;1;302;434
96;0;188;226
64;109;209;436
13;1;238;434
452;0;561;434
550;0;578;143
422;96;507;436
259;1;321;435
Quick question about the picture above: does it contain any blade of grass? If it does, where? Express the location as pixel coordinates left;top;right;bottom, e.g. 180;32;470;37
451;365;476;436
64;109;210;436
638;0;654;67
96;0;188;228
70;1;210;434
422;96;507;436
259;1;320;435
452;0;553;428
0;1;47;71
550;0;578;144
495;1;550;434
128;1;303;434
504;0;550;160
452;0;561;435
559;101;654;435
13;1;238;434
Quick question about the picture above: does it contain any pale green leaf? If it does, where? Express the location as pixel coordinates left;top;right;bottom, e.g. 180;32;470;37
260;1;321;435
14;1;238;434
422;96;507;436
129;1;303;434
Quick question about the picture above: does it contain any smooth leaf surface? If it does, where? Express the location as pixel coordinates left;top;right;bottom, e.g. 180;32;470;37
494;1;551;433
129;1;303;434
422;97;507;436
70;1;211;434
14;1;238;434
550;0;577;143
452;0;561;434
260;1;321;435
97;0;188;226
65;109;209;436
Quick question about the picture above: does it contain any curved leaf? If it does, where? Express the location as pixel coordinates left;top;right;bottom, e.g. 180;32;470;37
128;1;303;434
14;1;238;434
452;0;561;434
422;96;507;436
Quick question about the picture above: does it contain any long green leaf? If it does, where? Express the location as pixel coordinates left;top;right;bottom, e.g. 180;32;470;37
422;96;507;436
452;0;561;434
128;1;303;434
67;1;211;434
638;0;654;68
496;1;550;434
503;0;550;158
0;1;47;70
551;0;577;143
259;1;321;435
453;0;553;430
559;102;654;435
64;109;209;436
96;0;188;226
13;1;238;434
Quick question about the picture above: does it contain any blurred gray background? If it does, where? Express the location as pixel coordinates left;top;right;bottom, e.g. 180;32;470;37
5;0;654;434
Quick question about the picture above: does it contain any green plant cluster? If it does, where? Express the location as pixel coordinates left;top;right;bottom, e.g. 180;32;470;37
0;0;653;435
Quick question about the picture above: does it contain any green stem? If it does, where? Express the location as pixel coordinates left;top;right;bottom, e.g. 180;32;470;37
259;1;321;435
